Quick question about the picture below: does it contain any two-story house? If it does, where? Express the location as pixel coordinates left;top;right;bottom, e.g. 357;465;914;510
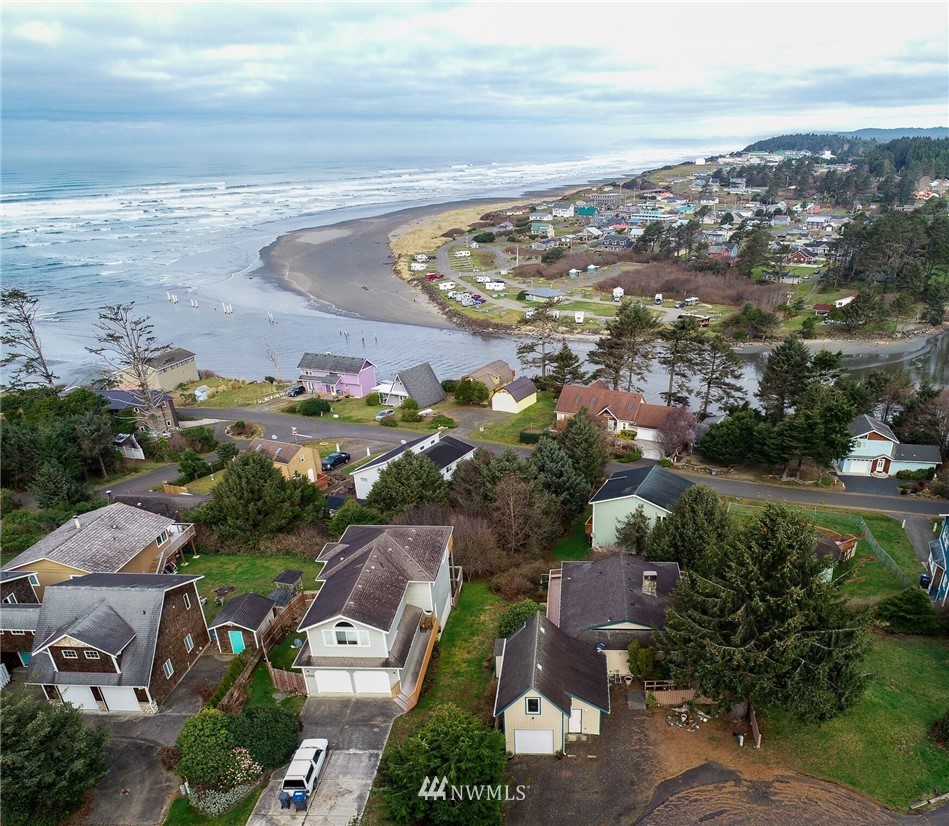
97;389;179;432
2;503;197;597
114;347;199;393
296;353;377;398
837;414;941;477
0;571;42;673
293;525;461;709
927;516;949;607
247;438;328;489
460;360;515;397
27;573;209;713
376;362;446;409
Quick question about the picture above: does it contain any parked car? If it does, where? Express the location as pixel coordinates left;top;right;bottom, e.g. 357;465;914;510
286;385;306;397
321;451;351;471
375;408;395;421
281;738;329;799
425;273;443;281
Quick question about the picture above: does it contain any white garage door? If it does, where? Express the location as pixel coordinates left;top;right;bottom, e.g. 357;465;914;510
843;459;871;475
514;729;555;754
61;685;98;710
101;686;141;712
353;671;390;695
314;670;353;694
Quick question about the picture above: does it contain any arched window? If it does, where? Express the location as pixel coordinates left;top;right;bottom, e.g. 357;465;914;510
334;622;359;646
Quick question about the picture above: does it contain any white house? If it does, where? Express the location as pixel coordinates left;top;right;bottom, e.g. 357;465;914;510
453;250;471;258
837;414;941;477
552;203;575;219
293;525;461;706
525;287;565;302
353;431;476;500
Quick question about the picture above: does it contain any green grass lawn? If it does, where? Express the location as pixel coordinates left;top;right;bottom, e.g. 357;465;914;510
244;658;306;716
97;460;171;488
182;473;221;495
477;392;555;445
164;788;263;826
176;377;290;408
764;633;949;810
550;300;618;317
184;555;322;623
302;397;461;432
553;511;592;561
267;632;304;671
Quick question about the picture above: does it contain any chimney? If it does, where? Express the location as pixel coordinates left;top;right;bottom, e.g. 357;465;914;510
643;571;658;597
73;516;81;530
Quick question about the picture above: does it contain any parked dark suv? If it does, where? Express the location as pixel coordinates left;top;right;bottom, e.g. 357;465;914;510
286;385;306;397
321;451;351;471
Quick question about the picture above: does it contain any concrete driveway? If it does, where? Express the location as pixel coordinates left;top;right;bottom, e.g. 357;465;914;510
248;697;400;826
79;653;229;826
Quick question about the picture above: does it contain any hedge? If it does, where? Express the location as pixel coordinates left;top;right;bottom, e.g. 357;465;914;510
895;467;936;481
206;653;249;709
519;430;543;444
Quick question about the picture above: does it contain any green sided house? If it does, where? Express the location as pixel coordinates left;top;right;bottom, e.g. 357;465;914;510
588;465;694;548
494;613;609;755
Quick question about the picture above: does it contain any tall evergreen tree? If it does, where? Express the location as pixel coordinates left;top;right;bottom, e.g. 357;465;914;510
546;339;588;393
587;299;660;392
645;485;731;571
207;450;300;539
558;407;609;488
0;288;58;389
694;333;745;419
615;505;651;554
735;228;772;276
658;316;703;406
756;335;812;421
659;504;871;723
366;450;450;517
528;436;589;522
515;297;562;380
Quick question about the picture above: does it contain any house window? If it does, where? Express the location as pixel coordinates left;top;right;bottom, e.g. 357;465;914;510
183;593;191;610
156;531;169;546
162;659;174;679
334;622;360;646
525;697;541;715
184;634;194;653
62;649;78;659
11;630;24;636
84;650;101;660
2;594;16;604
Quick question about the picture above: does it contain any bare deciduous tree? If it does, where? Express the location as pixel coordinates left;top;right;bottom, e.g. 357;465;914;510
657;406;697;460
1;288;58;389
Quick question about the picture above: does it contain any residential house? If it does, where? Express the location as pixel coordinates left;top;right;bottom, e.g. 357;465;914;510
587;466;695;547
378;362;446;409
552;203;575;219
296;353;377;398
530;222;555;237
461;360;516;397
927;516;949;607
97;389;179;432
526;287;566;303
599;234;633;250
493;613;609;755
576;205;598;221
492;376;538;414
113;348;199;393
555;380;679;459
813;303;834;316
247;438;328;489
293;525;462;707
770;215;792;227
0;602;41;672
27;573;209;713
786;248;816;265
109;492;211;521
548;554;681;677
2;503;197;596
707;243;739;261
589;193;621;208
1;569;40;605
837;414;941;477
530;212;553;222
353;431;475;500
208;593;278;654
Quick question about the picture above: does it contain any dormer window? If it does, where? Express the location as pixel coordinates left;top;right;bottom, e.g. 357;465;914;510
62;649;78;659
156;531;169;546
84;650;101;660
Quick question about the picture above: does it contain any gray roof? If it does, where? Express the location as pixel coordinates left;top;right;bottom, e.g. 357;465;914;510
494;613;610;718
360;433;475;474
558;555;680;649
849;414;897;442
893;443;942;463
274;569;303;586
393;362;446;408
3;503;179;574
462;360;515;390
298;525;452;632
109;492;210;521
208;593;275;631
498;376;537;403
297;353;373;374
147;348;195;369
590;466;694;512
97;389;173;411
27;573;201;689
0;603;41;631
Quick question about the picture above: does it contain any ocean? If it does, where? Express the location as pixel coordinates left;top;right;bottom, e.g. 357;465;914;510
2;143;945;400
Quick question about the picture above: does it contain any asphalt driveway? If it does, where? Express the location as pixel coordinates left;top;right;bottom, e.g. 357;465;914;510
79;653;229;826
838;474;903;496
248;697;400;826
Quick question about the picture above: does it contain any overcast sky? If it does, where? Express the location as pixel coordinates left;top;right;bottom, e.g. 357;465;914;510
2;1;946;163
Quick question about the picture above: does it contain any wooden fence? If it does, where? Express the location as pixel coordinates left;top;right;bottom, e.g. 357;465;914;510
748;701;762;748
216;649;264;713
269;663;307;694
260;590;314;652
644;680;709;707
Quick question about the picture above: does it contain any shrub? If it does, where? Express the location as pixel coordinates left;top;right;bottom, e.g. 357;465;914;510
230;706;299;770
497;600;541;638
440;379;458;394
615;448;643;463
400;397;419;411
627;641;659;679
659;458;674;468
931;710;949;750
895;467;936;481
516;290;528;301
183;425;218;452
518;429;543;444
472;231;495;243
190;782;259;817
400;409;422;423
176;710;239;789
617;429;638;440
207;654;248;709
455;378;489;405
876;588;940;635
429;415;456;429
0;489;21;514
298;398;332;417
365;391;381;406
217;441;239;463
380;416;398;427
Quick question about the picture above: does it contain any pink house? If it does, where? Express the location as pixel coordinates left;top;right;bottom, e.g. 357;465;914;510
297;353;377;398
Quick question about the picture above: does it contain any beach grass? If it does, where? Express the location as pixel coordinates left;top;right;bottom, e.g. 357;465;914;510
476;392;556;445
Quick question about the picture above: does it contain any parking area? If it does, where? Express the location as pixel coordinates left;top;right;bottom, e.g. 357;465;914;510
838;474;903;496
248;697;400;826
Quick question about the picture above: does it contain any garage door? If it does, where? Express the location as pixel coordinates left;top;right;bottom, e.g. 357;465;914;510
514;729;555;754
353;671;390;695
314;670;353;694
61;685;98;710
101;686;141;712
843;459;871;474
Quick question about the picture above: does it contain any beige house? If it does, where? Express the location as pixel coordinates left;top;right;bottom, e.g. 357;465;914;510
491;376;538;414
461;359;515;396
1;504;196;597
247;438;328;490
494;613;609;754
114;347;199;393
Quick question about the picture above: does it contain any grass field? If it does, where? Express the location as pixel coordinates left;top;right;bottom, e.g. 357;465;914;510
553;512;592;561
184;554;323;622
549;299;618;317
448;248;495;273
476;392;556;445
304;396;460;432
765;633;949;810
176;377;290;408
182;473;221;494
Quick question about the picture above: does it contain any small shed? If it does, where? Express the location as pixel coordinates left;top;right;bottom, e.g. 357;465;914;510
273;569;304;593
586;264;598;274
492;376;539;414
194;385;212;402
209;593;278;654
574;311;585;324
568;268;581;279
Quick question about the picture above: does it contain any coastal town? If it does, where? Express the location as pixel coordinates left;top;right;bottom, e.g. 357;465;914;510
1;132;948;826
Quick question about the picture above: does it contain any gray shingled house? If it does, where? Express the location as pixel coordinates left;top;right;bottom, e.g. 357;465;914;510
27;573;209;713
381;362;446;409
494;613;610;754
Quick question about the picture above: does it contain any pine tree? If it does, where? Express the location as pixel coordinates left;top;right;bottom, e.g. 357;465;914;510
207;450;300;539
645;485;731;570
659;504;871;723
658;316;703;406
757;335;812;421
366;450;450;517
615;505;651;554
0;288;58;389
528;436;589;522
546;339;588;393
30;461;73;509
516;297;562;379
558;407;609;488
587;299;660;392
694;334;746;419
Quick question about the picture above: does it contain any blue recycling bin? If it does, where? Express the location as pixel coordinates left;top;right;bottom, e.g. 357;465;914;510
292;790;307;812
